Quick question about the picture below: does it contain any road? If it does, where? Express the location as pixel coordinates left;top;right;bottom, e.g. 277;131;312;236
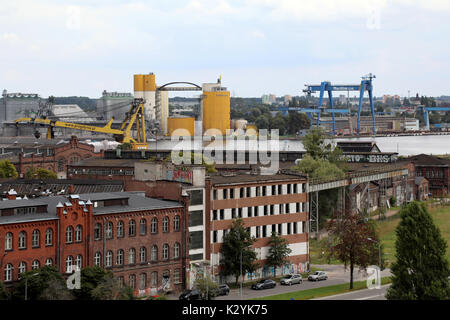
214;265;391;300
312;284;390;300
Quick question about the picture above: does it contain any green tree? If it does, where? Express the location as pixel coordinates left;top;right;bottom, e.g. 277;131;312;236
287;112;310;135
117;142;133;150
91;276;134;300
270;114;287;135
265;232;292;277
0;281;10;300
326;211;381;289
73;266;115;300
219;218;258;285
0;160;18;179
194;271;219;300
12;266;72;300
386;202;450;300
255;115;270;130
26;167;57;179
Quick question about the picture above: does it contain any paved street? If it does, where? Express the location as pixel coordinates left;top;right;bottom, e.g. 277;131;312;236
213;264;391;300
313;284;390;300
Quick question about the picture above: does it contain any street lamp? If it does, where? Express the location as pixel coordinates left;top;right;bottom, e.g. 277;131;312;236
367;238;381;270
25;272;39;301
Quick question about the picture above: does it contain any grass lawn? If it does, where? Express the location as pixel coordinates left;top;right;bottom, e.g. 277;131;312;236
378;203;450;266
252;277;392;300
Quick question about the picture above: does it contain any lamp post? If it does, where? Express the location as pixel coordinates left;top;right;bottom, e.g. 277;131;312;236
25;272;39;301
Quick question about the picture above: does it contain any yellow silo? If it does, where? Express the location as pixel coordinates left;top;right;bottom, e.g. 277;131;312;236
134;73;157;121
202;90;230;136
168;117;195;136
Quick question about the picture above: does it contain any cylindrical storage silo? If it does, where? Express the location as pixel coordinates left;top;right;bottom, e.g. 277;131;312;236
202;90;230;136
168;117;195;136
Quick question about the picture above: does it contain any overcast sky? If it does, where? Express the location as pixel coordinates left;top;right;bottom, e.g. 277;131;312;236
1;0;449;99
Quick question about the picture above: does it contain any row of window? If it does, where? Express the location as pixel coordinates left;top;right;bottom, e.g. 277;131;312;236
118;269;181;290
94;216;180;240
213;183;306;200
212;222;306;243
212;202;305;221
3;229;54;251
3;258;54;282
417;170;445;178
94;243;181;268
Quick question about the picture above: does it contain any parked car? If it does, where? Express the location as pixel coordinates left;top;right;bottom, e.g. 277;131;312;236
308;271;328;282
280;274;303;286
251;279;276;290
179;289;203;300
210;284;230;297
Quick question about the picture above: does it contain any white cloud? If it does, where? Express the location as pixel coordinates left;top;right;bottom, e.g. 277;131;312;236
249;30;265;39
2;32;20;43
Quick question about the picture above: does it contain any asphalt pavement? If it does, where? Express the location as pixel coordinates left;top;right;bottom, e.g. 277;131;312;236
312;284;390;300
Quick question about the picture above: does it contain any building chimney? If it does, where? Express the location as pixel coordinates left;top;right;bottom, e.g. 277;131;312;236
6;189;17;200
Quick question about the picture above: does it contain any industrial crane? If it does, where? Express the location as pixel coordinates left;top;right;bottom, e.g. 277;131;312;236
14;98;149;150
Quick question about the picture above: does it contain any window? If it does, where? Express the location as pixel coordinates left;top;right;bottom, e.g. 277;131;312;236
151;272;158;287
66;227;73;243
45;258;53;266
151;245;158;261
262;225;267;238
163;217;169;233
287;184;292;194
32;229;40;248
65;256;73;273
118;276;124;288
294;222;298;234
247;207;252;217
213;189;217;200
256;186;260;197
75;225;83;242
187;190;203;205
129;274;136;289
287;223;292;235
189;210;203;227
219;209;224;220
174;269;181;284
19;262;26;275
264;206;268;216
105;222;113;239
94;223;102;240
279;204;284;214
45;228;52;246
270;205;274;215
75;255;82;271
117;249;124;265
246;187;251;197
4;264;13;282
174;242;180;259
139;273;147;290
213;231;217;243
174;216;180;231
129;248;136;264
162;244;169;260
238;208;242;218
256;226;260;238
140;219;147;235
230;188;234;199
117;221;124;238
5;232;13;250
272;185;276;195
231;208;236;219
94;252;101;267
278;185;282;195
254;206;259;217
129;220;136;236
213;210;218;221
223;189;228;199
140;247;147;263
278;224;282;235
151;218;158;234
19;231;26;249
262;186;267;196
32;260;40;270
294;184;298;193
286;203;290;214
240;188;244;198
189;231;203;250
106;251;113;267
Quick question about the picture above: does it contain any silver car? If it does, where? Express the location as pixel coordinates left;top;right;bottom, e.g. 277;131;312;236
308;271;328;281
280;274;303;286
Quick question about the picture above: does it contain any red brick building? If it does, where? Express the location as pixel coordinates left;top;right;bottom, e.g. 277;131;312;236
0;190;189;296
401;154;450;197
4;136;103;178
206;172;309;282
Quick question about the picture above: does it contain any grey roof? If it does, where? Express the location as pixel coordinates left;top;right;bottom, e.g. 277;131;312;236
0;192;182;225
0;199;47;210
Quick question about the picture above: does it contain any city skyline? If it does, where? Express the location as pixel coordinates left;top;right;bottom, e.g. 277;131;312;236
1;0;449;98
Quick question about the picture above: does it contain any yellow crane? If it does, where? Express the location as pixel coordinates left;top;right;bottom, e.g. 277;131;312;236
14;98;149;150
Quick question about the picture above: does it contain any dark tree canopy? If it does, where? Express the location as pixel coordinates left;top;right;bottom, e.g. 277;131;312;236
386;202;450;300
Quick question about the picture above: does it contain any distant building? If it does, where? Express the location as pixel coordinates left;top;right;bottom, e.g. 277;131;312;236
1;90;40;123
52;104;96;123
261;94;276;105
284;95;292;105
96;91;133;121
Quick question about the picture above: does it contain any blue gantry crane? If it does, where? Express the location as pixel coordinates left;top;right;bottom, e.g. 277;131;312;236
279;74;376;135
418;105;450;131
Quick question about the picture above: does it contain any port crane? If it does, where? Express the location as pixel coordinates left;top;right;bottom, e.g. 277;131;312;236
418;105;450;131
14;98;149;150
280;74;376;135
